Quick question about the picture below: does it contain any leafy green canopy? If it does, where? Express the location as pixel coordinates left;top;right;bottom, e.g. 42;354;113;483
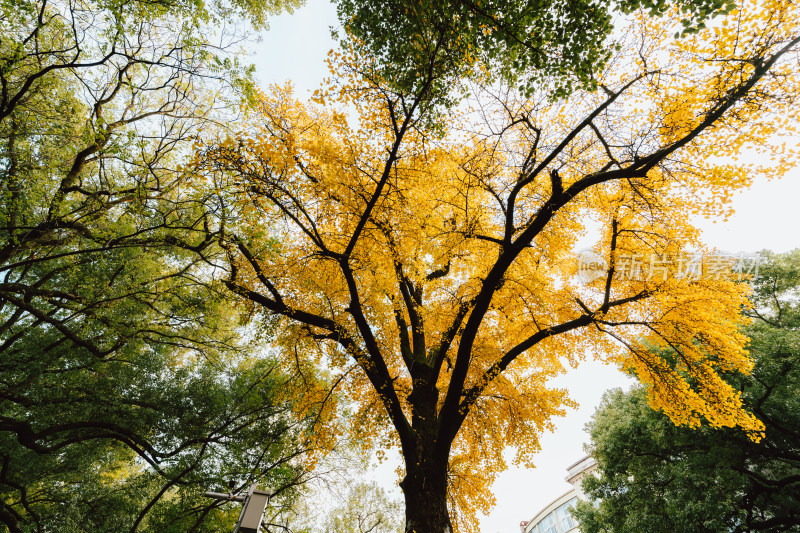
576;250;800;533
0;353;317;532
335;0;736;98
0;0;322;530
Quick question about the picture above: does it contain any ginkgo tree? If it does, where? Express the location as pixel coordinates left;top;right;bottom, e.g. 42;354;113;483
195;0;800;530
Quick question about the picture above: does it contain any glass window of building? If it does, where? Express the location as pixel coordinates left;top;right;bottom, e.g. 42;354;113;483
539;513;558;533
555;499;578;530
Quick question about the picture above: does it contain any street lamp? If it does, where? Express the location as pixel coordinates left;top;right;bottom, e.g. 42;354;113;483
204;483;271;533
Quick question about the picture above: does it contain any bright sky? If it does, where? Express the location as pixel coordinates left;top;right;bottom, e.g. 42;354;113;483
249;2;800;531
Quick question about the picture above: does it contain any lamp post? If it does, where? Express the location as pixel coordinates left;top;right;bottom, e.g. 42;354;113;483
204;483;271;533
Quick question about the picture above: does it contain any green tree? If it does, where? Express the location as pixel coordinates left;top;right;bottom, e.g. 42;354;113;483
278;446;405;533
0;0;322;530
1;353;324;532
335;0;737;100
323;481;404;533
576;250;800;533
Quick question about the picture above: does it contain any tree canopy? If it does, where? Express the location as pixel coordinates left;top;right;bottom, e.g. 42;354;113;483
4;0;799;530
320;480;404;533
194;0;800;530
576;250;800;533
335;0;739;98
0;0;326;530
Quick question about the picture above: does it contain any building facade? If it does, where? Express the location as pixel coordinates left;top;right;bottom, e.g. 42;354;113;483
518;456;596;533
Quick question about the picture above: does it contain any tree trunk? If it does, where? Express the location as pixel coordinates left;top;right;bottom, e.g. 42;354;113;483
400;446;452;533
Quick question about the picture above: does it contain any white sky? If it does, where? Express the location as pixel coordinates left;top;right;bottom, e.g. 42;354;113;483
249;2;800;531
